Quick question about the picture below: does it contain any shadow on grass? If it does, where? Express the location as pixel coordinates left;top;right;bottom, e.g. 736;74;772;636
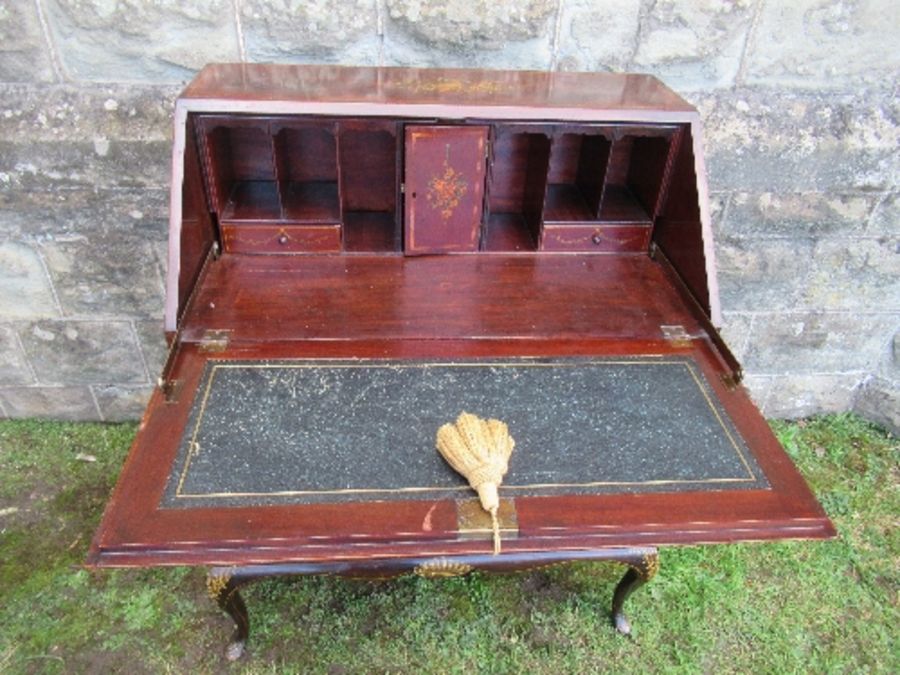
0;415;896;673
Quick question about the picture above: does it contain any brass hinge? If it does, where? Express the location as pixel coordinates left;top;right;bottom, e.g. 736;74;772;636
720;369;744;391
158;376;183;404
198;329;231;352
661;324;692;348
456;498;518;542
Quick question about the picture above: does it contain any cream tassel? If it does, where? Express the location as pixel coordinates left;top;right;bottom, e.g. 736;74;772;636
436;412;515;554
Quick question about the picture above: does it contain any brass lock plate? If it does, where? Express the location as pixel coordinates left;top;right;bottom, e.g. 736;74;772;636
455;497;518;541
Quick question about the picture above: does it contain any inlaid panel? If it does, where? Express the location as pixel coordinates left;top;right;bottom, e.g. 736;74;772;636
404;125;488;254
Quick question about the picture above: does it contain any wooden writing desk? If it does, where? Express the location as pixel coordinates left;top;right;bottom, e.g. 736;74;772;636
88;64;833;660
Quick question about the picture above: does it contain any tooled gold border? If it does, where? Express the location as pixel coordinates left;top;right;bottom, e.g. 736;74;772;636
174;358;759;500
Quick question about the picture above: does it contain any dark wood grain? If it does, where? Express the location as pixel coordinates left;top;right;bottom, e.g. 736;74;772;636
220;181;281;222
627;134;674;219
273;121;338;183
488;130;550;216
598;185;652;223
343;211;399;253
652;125;711;316
177;115;218;320
339;120;398;213
281;181;341;223
576;134;611;216
483;213;536;252
178;254;705;343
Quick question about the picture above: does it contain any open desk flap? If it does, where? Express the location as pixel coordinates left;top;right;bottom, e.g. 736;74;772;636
88;335;833;568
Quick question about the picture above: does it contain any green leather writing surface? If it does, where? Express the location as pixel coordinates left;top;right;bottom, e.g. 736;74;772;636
162;357;768;508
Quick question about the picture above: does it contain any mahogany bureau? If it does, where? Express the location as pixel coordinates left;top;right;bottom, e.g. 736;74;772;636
87;64;834;660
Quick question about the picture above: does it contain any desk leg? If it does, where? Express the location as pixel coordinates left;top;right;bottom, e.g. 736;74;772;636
611;549;659;635
207;568;252;661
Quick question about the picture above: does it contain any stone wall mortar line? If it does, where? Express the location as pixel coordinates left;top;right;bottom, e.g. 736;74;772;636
12;328;39;385
866;373;900;387
747;369;870;378
733;0;764;88
628;0;653;70
32;0;65;83
2;80;892;100
0;383;95;390
850;373;874;412
548;0;565;71
20;76;188;87
9;316;161;325
33;243;64;318
718;310;900;319
375;1;386;68
715;191;734;232
0;81;178;89
1;186;171;194
232;0;247;62
16;312;163;323
751;377;773;416
715;189;896;199
130;318;154;385
738;312;756;363
720;233;897;242
865;191;893;231
701;84;898;99
87;384;104;421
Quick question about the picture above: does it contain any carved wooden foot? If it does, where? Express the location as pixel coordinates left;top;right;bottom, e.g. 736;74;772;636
207;568;251;660
611;549;659;635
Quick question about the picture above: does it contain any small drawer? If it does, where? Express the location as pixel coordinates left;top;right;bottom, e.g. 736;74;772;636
221;223;341;254
541;224;651;253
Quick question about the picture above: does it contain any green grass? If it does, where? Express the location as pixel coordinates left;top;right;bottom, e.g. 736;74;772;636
0;415;896;673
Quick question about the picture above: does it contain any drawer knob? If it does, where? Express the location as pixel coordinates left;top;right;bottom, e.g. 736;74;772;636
277;233;289;245
591;232;603;245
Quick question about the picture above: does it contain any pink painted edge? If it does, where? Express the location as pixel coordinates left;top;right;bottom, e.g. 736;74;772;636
689;119;723;327
164;101;188;333
177;98;698;124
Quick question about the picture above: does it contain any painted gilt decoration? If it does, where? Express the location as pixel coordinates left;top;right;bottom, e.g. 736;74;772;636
427;154;468;220
637;552;660;581
206;571;231;600
414;559;474;578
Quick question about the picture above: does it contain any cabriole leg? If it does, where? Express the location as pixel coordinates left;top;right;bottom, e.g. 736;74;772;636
611;549;659;635
207;568;251;661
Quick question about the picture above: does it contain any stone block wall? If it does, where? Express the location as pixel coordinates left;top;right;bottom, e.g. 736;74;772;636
0;1;897;431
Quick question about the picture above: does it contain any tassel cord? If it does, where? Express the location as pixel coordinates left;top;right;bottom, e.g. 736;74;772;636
491;507;501;555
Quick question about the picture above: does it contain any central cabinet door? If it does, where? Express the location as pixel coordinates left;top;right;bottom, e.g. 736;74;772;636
404;125;488;254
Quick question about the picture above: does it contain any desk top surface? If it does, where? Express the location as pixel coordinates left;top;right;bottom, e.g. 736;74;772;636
180;64;696;117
